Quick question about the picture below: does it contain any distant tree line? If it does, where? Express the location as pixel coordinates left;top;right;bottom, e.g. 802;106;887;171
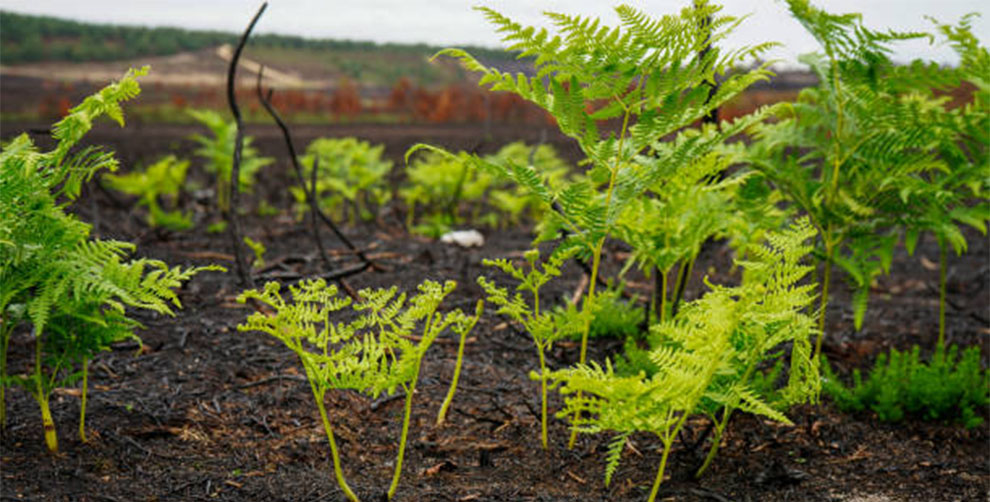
0;10;513;66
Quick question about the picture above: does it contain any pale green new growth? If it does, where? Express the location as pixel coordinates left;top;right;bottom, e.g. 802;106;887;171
237;279;480;501
548;220;820;502
242;237;266;269
291;137;393;224
478;248;578;449
103;155;193;230
437;299;484;426
188;108;273;213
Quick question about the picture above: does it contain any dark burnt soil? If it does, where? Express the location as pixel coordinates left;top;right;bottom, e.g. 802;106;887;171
1;123;988;502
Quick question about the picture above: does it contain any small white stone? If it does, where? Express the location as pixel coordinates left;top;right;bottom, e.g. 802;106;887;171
440;229;485;248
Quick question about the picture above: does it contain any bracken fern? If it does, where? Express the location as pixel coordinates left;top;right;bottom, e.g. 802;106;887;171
237;279;480;501
0;67;220;452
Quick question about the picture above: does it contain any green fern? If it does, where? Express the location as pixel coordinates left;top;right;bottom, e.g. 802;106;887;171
188;108;273;214
548;220;820;501
237;278;480;502
554;283;642;342
400;149;488;236
103;155;193;230
898;17;989;352
742;1;986;358
290;137;393;225
478;247;579;449
401;142;571;237
0;69;220;452
418;6;778;448
242;236;266;269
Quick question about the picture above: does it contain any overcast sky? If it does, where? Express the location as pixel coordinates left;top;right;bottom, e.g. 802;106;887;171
1;1;987;68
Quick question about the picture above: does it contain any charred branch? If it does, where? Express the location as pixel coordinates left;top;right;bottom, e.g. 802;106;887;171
254;67;382;274
224;2;268;288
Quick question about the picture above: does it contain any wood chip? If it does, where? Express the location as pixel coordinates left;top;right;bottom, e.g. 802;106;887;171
565;470;587;484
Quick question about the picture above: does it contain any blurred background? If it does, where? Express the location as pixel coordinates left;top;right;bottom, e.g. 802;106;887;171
1;1;986;127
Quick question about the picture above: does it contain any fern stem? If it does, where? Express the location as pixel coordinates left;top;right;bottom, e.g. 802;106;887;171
569;238;605;449
814;241;834;360
79;357;89;442
647;443;672;502
34;332;57;453
659;268;669;323
437;324;470;426
648;415;688;502
0;316;10;430
308;379;359;502
937;240;947;356
695;411;730;478
671;257;695;318
535;342;549;450
39;393;57;454
388;366;421;500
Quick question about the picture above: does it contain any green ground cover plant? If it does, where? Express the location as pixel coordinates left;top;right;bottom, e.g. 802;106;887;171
237;279;481;501
554;283;642;343
102;154;193;230
188;108;273;216
549;220;821;501
823;345;989;428
291;137;392;224
0;68;219;452
401;142;570;237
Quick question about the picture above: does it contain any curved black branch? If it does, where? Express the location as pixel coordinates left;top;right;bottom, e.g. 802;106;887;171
225;2;268;288
254;67;380;272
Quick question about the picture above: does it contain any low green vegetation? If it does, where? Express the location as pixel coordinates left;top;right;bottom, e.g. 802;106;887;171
292;137;392;224
426;5;780;456
478;248;579;449
550;221;820;501
0;2;986;500
401;142;570;237
237;279;481;501
0;68;220;452
554;284;643;343
102;155;193;230
823;345;989;428
188;108;273;214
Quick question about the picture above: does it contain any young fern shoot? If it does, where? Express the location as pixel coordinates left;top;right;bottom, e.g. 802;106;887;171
237;279;480;502
424;2;779;447
477;248;578;449
436;299;484;426
548;220;820;502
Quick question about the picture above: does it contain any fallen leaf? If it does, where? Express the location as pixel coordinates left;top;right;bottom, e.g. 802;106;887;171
424;460;456;476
